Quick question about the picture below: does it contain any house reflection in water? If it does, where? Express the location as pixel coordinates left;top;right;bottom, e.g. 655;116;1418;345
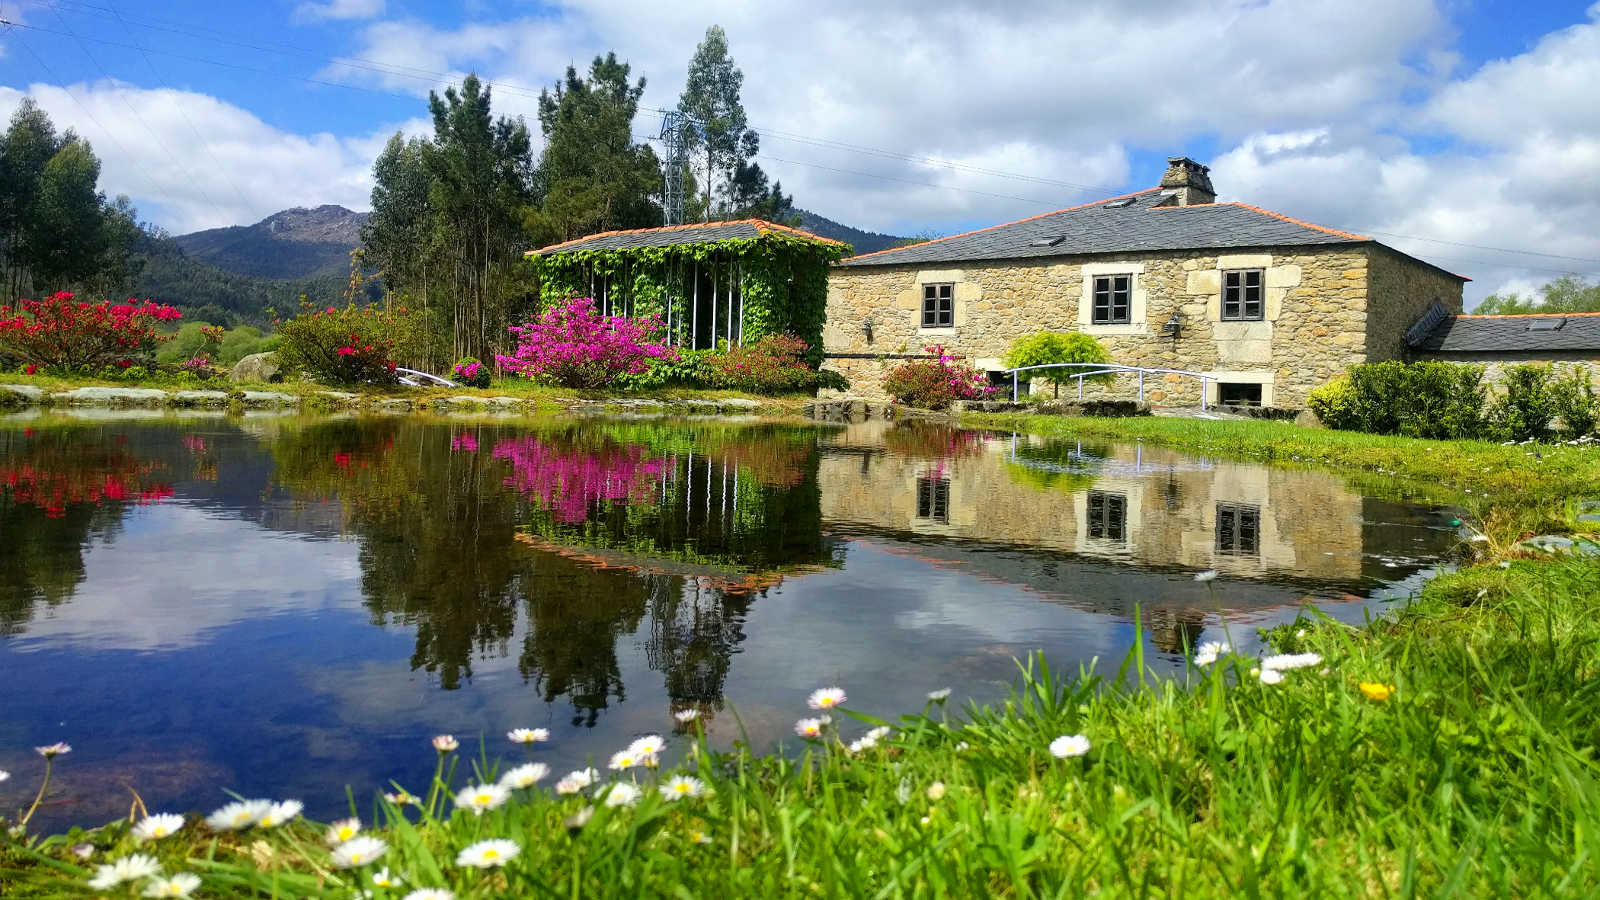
817;422;1456;641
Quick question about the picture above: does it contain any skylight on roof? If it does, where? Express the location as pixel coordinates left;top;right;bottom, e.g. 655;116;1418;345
1028;236;1065;247
1103;198;1137;209
1527;318;1566;331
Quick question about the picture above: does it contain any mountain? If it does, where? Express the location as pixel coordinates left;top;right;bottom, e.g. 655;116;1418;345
792;209;907;255
132;233;350;327
174;205;368;280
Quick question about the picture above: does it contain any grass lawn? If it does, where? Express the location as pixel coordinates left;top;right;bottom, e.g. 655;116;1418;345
2;418;1599;897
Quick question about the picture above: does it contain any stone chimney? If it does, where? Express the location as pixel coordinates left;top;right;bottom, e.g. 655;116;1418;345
1159;156;1215;206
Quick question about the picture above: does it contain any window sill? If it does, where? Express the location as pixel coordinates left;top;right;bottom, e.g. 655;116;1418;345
1081;323;1148;336
917;326;958;337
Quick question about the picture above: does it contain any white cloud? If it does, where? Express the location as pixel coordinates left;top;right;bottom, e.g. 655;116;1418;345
0;81;421;233
293;0;386;25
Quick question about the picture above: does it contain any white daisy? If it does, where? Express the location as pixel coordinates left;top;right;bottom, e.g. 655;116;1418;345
688;828;712;844
674;709;699;723
87;854;161;890
507;728;548;744
453;782;510;815
431;734;459;753
927;688;951;702
807;687;847;710
602;782;641;807
847;737;876;754
865;726;892;741
794;718;825;738
1194;570;1218;583
140;872;201;898
658;776;706;801
1261;652;1322;671
499;762;549;789
1049;734;1091;758
257;800;303;828
324;818;361;846
371;868;403;888
35;742;71;758
205;799;271;831
331;836;388;869
608;749;641;770
628;734;666;757
401;890;455;900
132;813;185;842
456;838;520;868
1259;668;1285;685
554;778;583;795
1194;640;1230;666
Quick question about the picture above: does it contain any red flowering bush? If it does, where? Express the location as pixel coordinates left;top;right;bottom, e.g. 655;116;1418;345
0;291;181;370
883;346;994;409
707;334;825;395
273;300;421;385
497;297;676;389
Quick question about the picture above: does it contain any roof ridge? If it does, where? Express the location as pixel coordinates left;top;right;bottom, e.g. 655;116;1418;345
841;188;1162;263
1456;311;1600;319
1149;201;1371;241
528;218;842;256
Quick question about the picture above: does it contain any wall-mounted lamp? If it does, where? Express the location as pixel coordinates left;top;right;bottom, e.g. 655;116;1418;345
861;320;875;343
1160;312;1182;340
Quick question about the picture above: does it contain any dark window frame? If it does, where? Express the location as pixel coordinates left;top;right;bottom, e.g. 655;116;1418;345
1221;269;1265;321
1086;490;1127;542
1091;274;1133;325
1215;502;1261;555
921;283;954;328
916;474;950;522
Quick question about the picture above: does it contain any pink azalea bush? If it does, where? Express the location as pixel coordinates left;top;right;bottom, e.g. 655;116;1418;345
496;298;676;389
883;345;994;410
493;436;668;523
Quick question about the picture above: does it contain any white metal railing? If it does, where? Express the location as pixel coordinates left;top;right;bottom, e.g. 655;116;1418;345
997;363;1216;409
396;367;456;388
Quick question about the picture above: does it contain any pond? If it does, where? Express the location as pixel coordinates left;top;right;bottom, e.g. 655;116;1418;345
0;413;1458;831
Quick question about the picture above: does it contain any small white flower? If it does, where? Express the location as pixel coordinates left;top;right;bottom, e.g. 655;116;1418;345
866;726;892;741
608;749;641;770
629;734;666;757
0;770;8;783
331;836;389;869
256;800;303;828
603;782;641;807
87;854;161;890
794;717;825;738
554;778;583;795
688;829;712;844
1295;628;1307;638
927;688;952;702
566;767;599;787
132;813;185;842
955;741;969;752
926;781;946;801
402;890;454;900
847;737;877;754
325;817;361;845
140;872;201;898
674;709;699;723
807;687;847;710
432;734;459;753
1049;734;1091;758
659;775;706;801
1194;640;1230;666
1259;668;1285;685
507;727;548;744
453;782;510;815
1194;569;1217;583
384;791;418;807
205;799;271;831
1260;652;1322;671
499;762;549;789
35;742;71;758
71;843;94;859
456;838;520;869
371;868;403;888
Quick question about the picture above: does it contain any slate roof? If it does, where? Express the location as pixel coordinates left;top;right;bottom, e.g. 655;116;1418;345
1413;313;1600;354
529;219;847;256
840;188;1407;268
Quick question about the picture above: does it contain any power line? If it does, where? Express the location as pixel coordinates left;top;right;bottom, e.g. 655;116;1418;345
1;18;137;160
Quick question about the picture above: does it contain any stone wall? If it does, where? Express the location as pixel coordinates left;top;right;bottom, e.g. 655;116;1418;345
1366;246;1466;363
823;244;1465;409
1422;351;1600;388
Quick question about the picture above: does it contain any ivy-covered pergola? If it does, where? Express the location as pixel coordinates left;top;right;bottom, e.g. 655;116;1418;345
526;220;850;360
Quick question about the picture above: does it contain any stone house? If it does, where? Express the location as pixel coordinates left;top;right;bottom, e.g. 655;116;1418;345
821;158;1467;408
1406;308;1600;383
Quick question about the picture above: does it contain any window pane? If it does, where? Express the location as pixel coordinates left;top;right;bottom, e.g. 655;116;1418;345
939;284;952;299
923;285;936;300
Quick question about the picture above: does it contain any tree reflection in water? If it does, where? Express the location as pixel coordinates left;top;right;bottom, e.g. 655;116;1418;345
267;419;839;723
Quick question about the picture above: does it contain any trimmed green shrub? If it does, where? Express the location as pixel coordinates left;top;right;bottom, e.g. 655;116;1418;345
1323;361;1486;439
1550;364;1598;438
1306;376;1358;429
1486;363;1557;442
1002;331;1113;398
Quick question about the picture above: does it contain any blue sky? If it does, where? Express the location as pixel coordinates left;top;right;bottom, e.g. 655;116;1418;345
2;0;1598;304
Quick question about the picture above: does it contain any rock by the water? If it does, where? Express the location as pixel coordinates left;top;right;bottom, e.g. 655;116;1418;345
230;352;281;384
0;383;43;403
238;391;297;407
170;390;230;407
51;387;168;407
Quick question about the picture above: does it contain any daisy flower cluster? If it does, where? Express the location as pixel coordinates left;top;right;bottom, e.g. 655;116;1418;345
204;799;302;832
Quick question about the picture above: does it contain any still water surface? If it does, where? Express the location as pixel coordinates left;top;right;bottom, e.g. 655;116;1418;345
0;413;1456;830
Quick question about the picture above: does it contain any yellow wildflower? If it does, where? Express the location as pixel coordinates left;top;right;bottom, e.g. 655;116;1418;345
1359;681;1396;701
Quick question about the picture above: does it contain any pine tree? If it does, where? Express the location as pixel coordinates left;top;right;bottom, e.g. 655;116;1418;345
677;26;756;220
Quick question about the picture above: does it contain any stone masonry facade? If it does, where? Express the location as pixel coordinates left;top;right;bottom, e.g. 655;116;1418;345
822;244;1465;409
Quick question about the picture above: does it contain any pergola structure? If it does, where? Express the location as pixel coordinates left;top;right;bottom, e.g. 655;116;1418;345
526;220;850;359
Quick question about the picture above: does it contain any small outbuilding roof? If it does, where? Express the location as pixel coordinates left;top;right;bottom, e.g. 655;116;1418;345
838;189;1465;282
1412;312;1600;354
528;219;848;256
